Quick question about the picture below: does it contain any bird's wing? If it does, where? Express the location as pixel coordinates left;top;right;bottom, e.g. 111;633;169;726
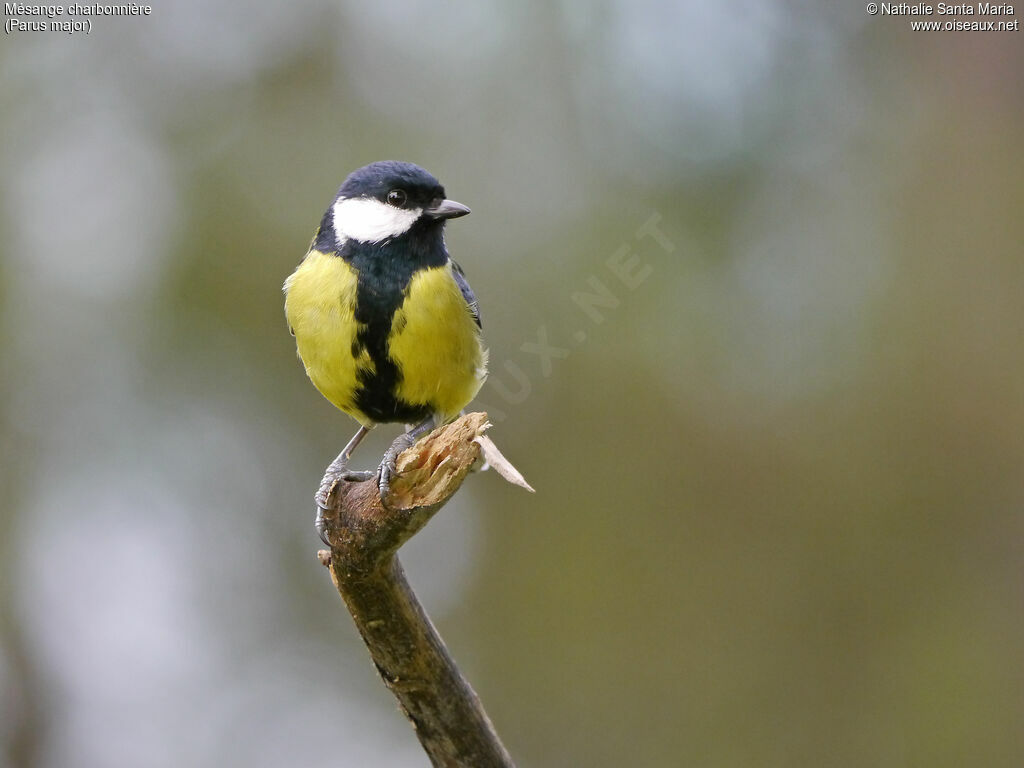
451;260;482;329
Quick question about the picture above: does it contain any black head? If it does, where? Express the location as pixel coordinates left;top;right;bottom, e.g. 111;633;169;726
330;161;470;244
339;161;444;208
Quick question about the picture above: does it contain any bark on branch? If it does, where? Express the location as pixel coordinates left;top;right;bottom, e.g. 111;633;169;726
316;412;516;768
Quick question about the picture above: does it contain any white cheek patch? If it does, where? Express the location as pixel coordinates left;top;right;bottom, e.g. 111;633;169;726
332;197;421;244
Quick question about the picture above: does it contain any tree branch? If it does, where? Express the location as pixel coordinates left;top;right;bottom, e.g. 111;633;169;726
317;412;516;768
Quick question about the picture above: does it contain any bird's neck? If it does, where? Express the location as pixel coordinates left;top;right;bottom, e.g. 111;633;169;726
350;237;445;297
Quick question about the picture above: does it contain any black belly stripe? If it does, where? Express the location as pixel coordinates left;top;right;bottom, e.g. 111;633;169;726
352;269;428;424
328;217;449;424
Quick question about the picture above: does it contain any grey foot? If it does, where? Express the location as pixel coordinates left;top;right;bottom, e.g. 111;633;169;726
378;432;416;504
315;470;374;544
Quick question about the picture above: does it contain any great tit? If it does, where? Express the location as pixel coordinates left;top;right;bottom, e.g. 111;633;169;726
284;161;487;533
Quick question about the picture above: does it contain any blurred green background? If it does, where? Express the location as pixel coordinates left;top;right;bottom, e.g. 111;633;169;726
1;3;1022;767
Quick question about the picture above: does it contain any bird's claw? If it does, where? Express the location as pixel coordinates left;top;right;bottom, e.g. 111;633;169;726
378;432;416;505
314;470;374;544
315;505;332;546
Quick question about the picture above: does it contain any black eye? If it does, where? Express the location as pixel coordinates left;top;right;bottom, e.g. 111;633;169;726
387;189;407;208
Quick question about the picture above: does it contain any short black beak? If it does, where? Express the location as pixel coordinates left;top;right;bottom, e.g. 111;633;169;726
424;199;471;220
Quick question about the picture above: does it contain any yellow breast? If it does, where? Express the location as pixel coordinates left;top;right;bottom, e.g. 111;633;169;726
285;252;486;426
388;263;487;422
284;250;374;423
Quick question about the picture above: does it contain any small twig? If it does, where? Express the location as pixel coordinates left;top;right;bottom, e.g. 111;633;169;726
317;412;516;768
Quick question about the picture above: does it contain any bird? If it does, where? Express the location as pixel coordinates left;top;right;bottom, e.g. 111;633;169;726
283;161;487;535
